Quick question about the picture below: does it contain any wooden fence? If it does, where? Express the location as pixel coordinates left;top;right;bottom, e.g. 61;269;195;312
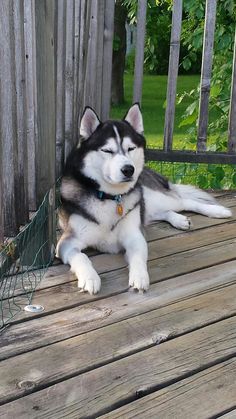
0;0;236;239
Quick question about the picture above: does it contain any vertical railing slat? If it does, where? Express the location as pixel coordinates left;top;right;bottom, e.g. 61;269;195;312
34;0;56;204
24;0;38;211
55;0;66;178
101;0;115;120
64;0;75;161
133;0;147;105
228;27;236;153
13;0;28;225
73;0;81;144
197;0;217;152
163;0;182;151
0;0;18;235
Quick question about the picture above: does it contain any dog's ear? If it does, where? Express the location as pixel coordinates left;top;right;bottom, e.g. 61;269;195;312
80;107;101;139
124;103;144;134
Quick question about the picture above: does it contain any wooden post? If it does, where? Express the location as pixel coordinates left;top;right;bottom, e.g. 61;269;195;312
163;0;182;152
13;0;28;225
197;0;217;152
133;0;147;105
73;0;81;145
64;0;75;161
101;0;115;120
78;0;91;122
0;0;18;235
0;135;4;243
95;0;105;118
55;0;66;178
34;0;56;203
228;27;236;153
24;0;38;211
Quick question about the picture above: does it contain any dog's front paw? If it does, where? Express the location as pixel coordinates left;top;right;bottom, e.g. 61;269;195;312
129;269;149;292
77;271;101;295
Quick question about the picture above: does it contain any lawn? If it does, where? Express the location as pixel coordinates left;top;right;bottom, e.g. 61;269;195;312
111;74;200;149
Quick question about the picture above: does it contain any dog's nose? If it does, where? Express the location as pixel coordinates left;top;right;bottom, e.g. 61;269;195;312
121;164;134;178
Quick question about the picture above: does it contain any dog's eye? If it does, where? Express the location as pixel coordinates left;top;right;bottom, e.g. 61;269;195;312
128;147;136;152
101;149;114;154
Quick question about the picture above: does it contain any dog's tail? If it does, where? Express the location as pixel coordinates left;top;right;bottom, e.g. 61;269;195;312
172;184;232;218
173;184;217;204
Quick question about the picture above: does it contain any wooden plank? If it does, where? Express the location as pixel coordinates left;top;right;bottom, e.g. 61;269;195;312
197;0;217;152
145;149;236;164
1;285;236;404
64;0;75;160
163;0;182;151
228;27;236;152
1;317;236;417
13;0;28;225
83;0;99;112
24;0;38;211
55;0;66;178
220;411;236;419
95;0;105;117
1;259;236;359
77;0;90;123
0;0;18;235
101;0;115;120
72;0;81;145
132;0;147;105
101;358;236;419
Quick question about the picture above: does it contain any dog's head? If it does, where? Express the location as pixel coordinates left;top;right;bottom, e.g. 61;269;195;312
78;104;146;195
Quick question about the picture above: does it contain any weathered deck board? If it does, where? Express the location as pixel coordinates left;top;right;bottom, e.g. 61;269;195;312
1;192;236;418
101;358;236;419
1;283;236;405
1;317;236;418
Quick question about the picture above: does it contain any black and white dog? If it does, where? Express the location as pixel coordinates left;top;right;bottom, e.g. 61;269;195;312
56;104;231;294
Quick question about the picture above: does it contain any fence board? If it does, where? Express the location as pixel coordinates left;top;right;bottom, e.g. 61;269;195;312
24;0;38;211
77;0;88;124
228;27;236;153
163;0;182;151
55;0;66;178
197;0;217;152
133;0;147;105
73;0;81;144
13;0;28;225
0;0;18;235
96;0;105;118
64;0;75;160
101;0;115;120
34;0;56;203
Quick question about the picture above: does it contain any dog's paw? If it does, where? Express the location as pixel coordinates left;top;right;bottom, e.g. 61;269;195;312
77;271;101;295
129;269;149;292
211;206;232;219
172;213;192;230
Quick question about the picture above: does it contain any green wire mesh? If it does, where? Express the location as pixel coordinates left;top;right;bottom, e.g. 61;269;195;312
0;189;57;330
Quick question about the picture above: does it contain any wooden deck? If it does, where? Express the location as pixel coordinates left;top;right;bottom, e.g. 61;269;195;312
1;192;236;418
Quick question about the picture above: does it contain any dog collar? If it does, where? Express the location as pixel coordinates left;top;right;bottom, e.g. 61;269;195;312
97;191;123;216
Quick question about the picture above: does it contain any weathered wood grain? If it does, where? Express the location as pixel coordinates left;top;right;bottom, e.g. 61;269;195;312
55;0;66;178
228;27;236;152
101;0;115;120
197;0;217;152
133;0;147;105
1;284;236;405
101;358;236;419
24;0;38;210
164;0;182;151
1;259;236;359
0;0;18;235
220;411;236;419
1;317;236;417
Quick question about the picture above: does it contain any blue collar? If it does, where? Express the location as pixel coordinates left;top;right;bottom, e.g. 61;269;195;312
96;190;122;203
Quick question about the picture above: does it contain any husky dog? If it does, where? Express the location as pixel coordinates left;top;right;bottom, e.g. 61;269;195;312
56;104;232;294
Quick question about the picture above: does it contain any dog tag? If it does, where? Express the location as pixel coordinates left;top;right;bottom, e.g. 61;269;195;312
116;203;123;216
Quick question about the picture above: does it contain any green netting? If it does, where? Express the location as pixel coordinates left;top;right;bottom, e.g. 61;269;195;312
0;189;57;331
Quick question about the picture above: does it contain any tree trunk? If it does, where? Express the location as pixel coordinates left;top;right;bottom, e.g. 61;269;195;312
111;0;127;105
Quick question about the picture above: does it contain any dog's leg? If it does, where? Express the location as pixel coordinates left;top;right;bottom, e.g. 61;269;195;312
120;230;149;292
56;233;101;294
182;199;232;218
156;210;192;230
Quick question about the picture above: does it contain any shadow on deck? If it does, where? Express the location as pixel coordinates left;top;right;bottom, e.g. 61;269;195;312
1;192;236;418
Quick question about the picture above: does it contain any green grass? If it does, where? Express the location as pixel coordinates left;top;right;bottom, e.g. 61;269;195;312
111;74;200;149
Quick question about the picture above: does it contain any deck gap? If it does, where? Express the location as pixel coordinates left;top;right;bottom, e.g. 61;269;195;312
212;405;236;418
